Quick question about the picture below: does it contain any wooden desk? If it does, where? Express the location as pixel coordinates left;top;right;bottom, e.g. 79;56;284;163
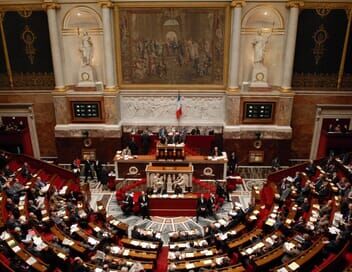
149;194;198;216
120;237;160;251
156;142;185;160
50;225;87;254
114;154;227;180
168;246;218;261
227;228;262;249
273;238;326;272
169;254;244;271
4;234;48;272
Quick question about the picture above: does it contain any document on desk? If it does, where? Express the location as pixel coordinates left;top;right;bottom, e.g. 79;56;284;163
12;245;21;253
288;261;300;271
276;268;288;272
122;249;130;256
26;256;37;266
185;263;195;269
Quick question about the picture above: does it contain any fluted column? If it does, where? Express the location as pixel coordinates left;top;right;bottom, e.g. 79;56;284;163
43;1;65;90
281;1;304;90
228;0;245;91
100;0;116;90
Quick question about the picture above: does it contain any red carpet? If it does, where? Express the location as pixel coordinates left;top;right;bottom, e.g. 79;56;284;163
155;246;169;272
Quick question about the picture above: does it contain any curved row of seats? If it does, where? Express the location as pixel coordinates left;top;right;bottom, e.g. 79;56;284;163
0;151;351;271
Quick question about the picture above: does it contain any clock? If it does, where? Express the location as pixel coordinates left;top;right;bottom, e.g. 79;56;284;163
81;72;90;81
256;72;264;81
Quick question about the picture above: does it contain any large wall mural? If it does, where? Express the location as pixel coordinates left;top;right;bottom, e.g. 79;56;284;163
117;7;227;86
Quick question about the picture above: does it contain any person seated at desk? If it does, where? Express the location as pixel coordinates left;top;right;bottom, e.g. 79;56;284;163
191;126;201;135
21;161;32;179
305;159;317;178
121;146;132;156
159;127;167;139
3;164;14;178
138;191;150;220
196;193;208;223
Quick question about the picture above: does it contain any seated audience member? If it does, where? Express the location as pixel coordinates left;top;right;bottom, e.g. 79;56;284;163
4;164;14;178
21;162;32;179
305;159;317;178
196;194;208;222
190;126;200;135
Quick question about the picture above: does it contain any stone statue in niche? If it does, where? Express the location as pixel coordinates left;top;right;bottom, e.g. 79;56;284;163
80;31;93;66
250;29;272;88
77;30;96;88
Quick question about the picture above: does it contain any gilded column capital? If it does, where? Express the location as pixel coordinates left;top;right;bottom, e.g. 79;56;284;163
42;1;60;10
99;0;114;9
231;0;245;8
287;1;304;8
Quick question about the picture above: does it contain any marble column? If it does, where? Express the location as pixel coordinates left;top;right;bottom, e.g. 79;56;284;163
43;1;65;90
228;0;245;91
100;1;116;90
281;1;303;90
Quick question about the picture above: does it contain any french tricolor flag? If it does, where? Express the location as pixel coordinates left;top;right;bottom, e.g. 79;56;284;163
176;93;182;120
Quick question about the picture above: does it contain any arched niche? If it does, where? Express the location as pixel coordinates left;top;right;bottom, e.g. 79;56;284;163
242;5;284;34
62;6;103;35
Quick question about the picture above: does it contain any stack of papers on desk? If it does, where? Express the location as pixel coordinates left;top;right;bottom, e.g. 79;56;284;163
12;245;21;253
288;262;300;271
26;257;37;265
185;263;195;269
131;240;140;246
203;259;212;265
122;249;130;256
62;238;74;246
185;252;194;258
57;252;66;259
265;218;276;226
88;237;99;246
276;268;288;272
111;246;121;254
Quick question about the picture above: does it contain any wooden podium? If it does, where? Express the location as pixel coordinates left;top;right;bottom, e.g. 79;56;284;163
156;142;185;160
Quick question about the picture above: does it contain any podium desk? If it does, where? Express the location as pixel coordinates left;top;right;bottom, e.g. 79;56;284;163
156;143;185;160
149;194;198;216
114;153;227;180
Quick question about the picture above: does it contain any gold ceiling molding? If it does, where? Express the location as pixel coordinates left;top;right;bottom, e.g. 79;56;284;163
42;1;60;11
287;1;304;8
0;4;43;11
231;0;245;8
302;2;352;9
99;0;113;9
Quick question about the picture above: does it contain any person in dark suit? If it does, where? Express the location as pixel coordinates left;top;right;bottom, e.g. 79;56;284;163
83;157;94;183
94;159;103;183
228;152;238;175
128;137;138;155
138;191;150;219
100;165;109;190
211;146;220;157
121;192;134;216
20;162;32;179
191;127;200;135
196;194;208;222
305;160;317;178
207;193;217;220
141;130;151;154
